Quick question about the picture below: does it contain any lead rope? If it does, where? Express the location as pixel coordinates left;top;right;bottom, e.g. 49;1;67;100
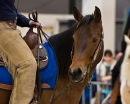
49;81;73;103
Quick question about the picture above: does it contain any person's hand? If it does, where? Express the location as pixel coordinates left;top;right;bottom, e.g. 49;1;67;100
116;52;123;61
101;76;111;82
29;20;42;28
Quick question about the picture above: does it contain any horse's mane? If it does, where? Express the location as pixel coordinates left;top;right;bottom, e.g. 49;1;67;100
77;15;94;29
48;14;94;78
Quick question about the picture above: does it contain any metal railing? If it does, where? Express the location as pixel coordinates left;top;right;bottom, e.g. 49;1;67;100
81;81;111;104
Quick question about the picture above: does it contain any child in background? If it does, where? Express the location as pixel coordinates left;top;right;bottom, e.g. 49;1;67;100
99;50;116;103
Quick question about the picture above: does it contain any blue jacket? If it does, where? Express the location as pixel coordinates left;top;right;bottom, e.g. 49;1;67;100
0;0;30;27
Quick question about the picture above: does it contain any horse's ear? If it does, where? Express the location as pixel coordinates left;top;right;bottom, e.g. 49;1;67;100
124;35;130;45
94;6;101;22
73;7;83;22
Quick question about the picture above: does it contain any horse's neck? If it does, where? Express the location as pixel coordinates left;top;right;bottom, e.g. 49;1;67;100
49;23;77;77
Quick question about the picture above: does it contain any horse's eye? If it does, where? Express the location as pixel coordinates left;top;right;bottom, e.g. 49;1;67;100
92;38;98;43
128;55;130;58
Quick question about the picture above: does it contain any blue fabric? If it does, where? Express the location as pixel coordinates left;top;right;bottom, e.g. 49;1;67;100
0;0;30;27
84;70;97;101
40;42;58;90
79;70;97;104
102;89;112;94
0;42;58;90
0;66;12;85
101;93;111;104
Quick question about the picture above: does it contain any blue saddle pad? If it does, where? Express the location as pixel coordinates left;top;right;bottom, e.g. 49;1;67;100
0;42;58;90
40;42;58;90
0;66;13;85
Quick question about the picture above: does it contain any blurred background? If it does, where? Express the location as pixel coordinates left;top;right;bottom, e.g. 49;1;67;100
14;0;130;103
15;0;130;55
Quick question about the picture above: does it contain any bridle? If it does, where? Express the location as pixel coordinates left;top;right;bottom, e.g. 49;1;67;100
71;16;104;75
86;31;103;75
70;30;103;80
50;16;104;103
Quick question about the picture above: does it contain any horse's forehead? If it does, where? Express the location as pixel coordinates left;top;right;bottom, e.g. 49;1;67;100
84;20;102;31
83;23;101;37
74;19;102;39
90;20;102;29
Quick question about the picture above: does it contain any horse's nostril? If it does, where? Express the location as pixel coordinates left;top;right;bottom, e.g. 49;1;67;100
74;68;82;75
69;67;82;77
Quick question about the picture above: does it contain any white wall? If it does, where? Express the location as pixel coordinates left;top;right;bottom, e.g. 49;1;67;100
82;0;116;54
82;0;102;16
101;0;116;54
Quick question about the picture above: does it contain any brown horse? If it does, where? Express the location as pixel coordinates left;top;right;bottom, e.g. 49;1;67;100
41;7;104;104
0;7;104;104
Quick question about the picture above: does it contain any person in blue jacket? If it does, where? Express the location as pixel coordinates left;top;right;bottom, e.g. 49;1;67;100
79;70;97;104
0;0;41;104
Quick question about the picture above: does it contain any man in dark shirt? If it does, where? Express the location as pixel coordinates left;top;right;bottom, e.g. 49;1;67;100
0;0;41;104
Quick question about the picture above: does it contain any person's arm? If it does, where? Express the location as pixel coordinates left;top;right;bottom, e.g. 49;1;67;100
17;13;42;27
16;13;30;27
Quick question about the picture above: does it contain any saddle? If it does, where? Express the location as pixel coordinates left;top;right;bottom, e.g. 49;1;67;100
24;27;48;70
0;27;48;70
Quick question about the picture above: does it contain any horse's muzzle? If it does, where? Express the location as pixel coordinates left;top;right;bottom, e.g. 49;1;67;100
68;67;86;83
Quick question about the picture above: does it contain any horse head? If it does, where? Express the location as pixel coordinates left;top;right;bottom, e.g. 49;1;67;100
69;7;103;83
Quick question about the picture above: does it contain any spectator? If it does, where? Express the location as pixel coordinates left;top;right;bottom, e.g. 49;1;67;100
98;50;116;103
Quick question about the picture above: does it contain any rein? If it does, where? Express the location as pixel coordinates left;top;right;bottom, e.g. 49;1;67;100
28;10;57;104
28;10;66;104
50;81;73;103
